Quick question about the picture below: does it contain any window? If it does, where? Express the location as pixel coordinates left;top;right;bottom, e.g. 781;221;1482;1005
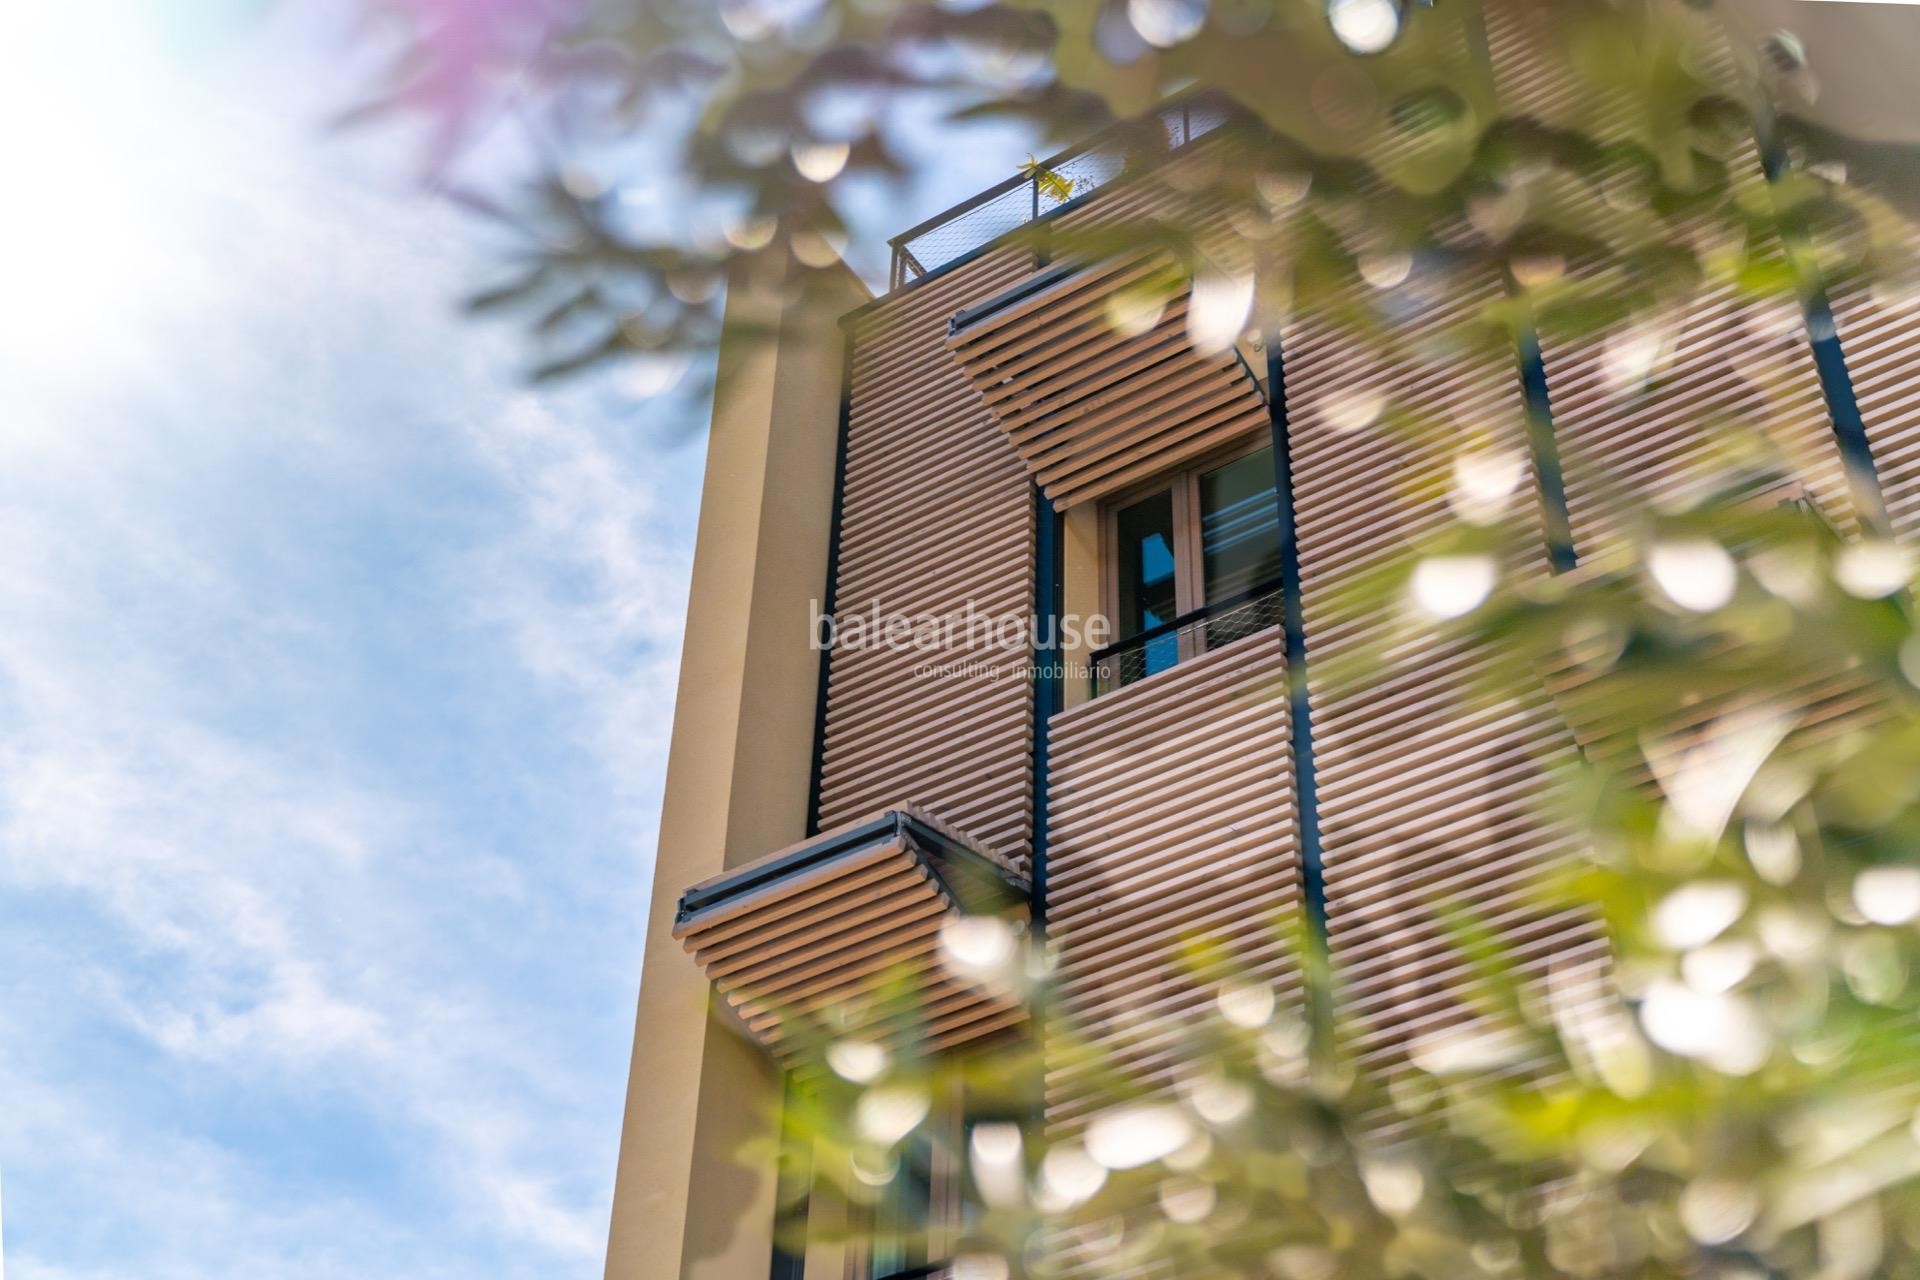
862;1070;1006;1280
1101;439;1285;689
867;1128;935;1279
1114;487;1181;679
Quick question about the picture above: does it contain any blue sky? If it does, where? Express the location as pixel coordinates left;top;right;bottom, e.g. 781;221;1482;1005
0;3;1031;1277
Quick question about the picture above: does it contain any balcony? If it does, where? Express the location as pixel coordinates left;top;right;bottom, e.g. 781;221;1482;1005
1088;575;1286;697
1041;625;1306;1125
673;807;1031;1067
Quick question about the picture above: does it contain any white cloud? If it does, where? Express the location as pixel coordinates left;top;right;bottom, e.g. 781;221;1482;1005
462;394;695;822
0;5;702;1278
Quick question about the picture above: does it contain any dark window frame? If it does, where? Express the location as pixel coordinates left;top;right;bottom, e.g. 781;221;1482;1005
1100;432;1277;660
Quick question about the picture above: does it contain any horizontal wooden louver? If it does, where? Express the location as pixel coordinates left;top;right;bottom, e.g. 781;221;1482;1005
946;257;1269;512
1282;243;1591;1076
1546;480;1889;789
1484;0;1857;555
673;807;1030;1066
1041;630;1304;1131
822;248;1042;862
1483;0;1878;815
1826;237;1920;543
1543;284;1853;556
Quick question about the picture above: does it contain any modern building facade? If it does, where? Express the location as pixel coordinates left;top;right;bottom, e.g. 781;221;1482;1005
604;4;1920;1277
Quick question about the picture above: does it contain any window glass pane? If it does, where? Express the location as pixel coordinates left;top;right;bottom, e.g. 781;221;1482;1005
1114;487;1179;682
870;1130;932;1277
1115;487;1178;637
1199;446;1282;601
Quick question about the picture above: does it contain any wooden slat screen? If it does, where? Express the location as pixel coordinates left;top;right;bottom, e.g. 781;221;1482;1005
1483;0;1880;733
1041;629;1304;1129
822;249;1043;861
1484;0;1858;554
1541;282;1853;555
1281;247;1591;1073
1827;241;1920;542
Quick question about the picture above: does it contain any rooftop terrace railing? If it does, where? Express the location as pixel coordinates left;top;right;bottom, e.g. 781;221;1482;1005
886;93;1237;292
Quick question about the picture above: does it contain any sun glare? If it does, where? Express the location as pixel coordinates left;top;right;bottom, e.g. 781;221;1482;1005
0;6;203;383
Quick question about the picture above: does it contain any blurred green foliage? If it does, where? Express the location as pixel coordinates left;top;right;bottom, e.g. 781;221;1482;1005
347;1;1920;1275
349;0;1916;385
765;474;1920;1277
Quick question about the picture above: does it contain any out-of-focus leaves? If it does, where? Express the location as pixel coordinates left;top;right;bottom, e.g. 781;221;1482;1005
1018;155;1077;204
725;422;1920;1277
337;0;1920;398
331;4;1920;1271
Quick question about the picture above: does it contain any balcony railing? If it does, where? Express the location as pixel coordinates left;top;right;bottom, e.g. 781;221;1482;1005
1088;577;1286;698
886;92;1237;291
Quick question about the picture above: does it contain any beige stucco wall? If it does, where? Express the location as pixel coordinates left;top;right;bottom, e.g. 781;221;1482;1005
603;250;869;1280
1059;503;1103;711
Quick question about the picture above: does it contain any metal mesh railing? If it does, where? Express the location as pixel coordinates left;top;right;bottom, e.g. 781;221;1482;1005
1089;579;1285;698
887;94;1236;291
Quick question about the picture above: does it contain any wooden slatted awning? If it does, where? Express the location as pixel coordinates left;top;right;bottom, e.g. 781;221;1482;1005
946;257;1270;511
672;807;1031;1066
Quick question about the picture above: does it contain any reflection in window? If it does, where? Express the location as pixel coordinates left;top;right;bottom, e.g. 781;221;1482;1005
869;1128;933;1278
1200;448;1282;602
1100;441;1287;691
1114;487;1180;680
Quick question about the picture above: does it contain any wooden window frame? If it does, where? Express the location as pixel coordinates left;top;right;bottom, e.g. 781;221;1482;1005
1100;431;1272;655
